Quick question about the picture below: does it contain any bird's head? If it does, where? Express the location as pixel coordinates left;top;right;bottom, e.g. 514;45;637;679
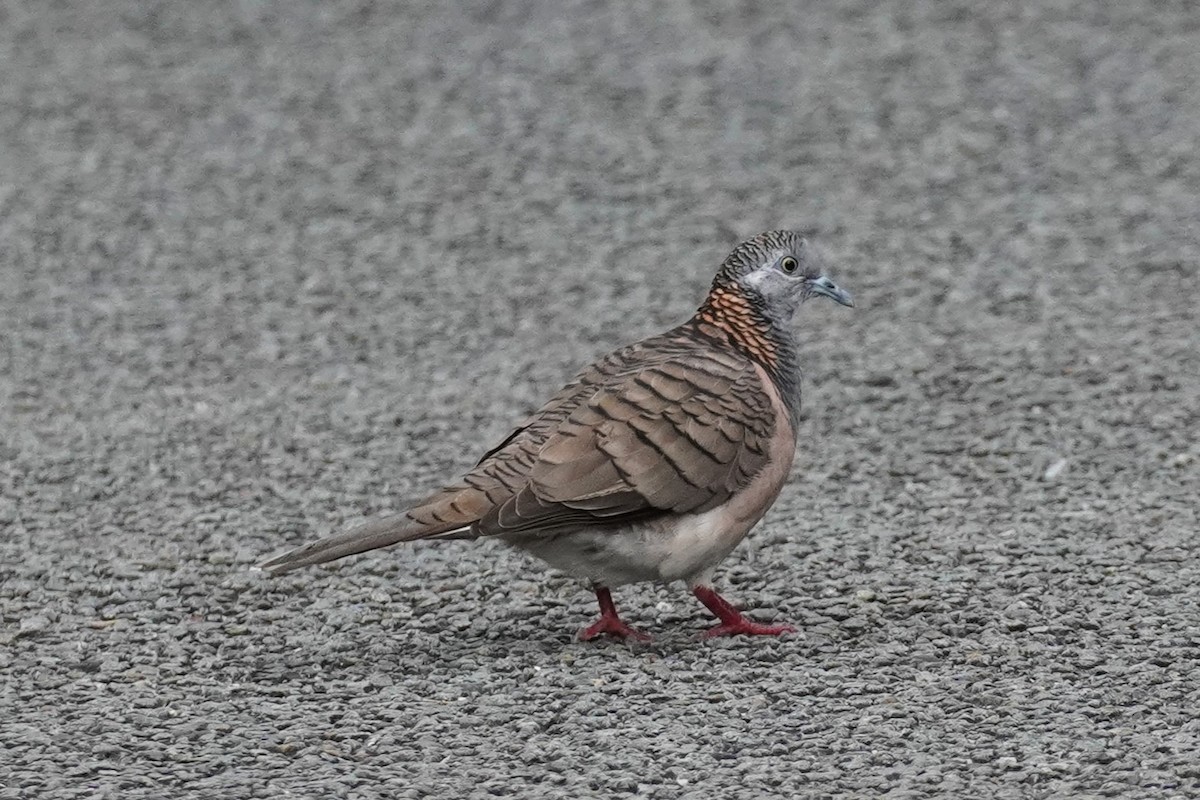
713;230;854;319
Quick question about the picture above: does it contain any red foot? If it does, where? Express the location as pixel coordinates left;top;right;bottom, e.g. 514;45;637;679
578;615;652;642
693;585;796;639
702;619;797;638
578;587;651;642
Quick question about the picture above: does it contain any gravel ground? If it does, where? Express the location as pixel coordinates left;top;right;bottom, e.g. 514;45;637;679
2;1;1199;798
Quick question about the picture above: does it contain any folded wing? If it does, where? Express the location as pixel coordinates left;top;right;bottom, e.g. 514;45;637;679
409;335;778;537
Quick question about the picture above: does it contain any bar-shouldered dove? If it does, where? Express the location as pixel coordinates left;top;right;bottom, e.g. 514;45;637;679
259;231;853;641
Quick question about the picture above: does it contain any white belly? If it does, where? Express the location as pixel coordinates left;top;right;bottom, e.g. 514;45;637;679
507;494;781;587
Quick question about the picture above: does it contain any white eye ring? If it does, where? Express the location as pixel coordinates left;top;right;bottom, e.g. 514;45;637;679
780;256;798;274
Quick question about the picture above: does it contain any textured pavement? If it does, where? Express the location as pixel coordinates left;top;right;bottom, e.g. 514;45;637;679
2;1;1199;798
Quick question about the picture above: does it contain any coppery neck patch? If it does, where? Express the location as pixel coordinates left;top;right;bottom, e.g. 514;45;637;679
694;285;780;368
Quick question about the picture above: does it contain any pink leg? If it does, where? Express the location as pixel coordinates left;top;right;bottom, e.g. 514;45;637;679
693;586;796;639
578;587;651;642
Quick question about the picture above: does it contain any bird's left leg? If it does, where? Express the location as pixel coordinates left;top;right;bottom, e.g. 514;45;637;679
692;585;796;638
578;586;651;642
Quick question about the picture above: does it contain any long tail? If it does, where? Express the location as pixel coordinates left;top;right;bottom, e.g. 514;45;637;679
256;513;471;575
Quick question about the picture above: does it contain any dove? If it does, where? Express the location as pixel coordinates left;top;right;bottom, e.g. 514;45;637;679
260;230;853;640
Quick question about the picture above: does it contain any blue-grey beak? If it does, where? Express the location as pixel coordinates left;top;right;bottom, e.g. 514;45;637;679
809;275;854;308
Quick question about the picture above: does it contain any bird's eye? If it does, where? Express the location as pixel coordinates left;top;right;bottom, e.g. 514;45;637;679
780;256;798;274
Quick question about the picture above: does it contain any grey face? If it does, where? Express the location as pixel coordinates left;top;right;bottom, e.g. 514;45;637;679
740;238;854;317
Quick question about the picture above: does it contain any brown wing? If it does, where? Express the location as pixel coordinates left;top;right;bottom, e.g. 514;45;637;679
406;329;779;537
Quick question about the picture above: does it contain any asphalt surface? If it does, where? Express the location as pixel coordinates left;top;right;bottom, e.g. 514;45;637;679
2;1;1199;798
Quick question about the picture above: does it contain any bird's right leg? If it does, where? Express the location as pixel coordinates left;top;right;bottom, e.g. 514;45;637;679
692;585;796;638
578;586;651;642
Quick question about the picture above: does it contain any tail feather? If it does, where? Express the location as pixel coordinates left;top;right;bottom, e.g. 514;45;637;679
257;513;469;575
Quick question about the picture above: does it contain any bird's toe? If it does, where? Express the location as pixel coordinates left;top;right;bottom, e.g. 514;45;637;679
578;617;652;643
702;620;797;639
